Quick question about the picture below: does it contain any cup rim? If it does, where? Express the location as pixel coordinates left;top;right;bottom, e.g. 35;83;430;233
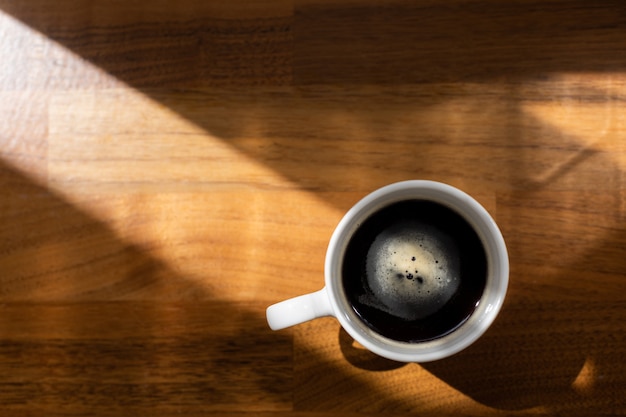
324;180;509;362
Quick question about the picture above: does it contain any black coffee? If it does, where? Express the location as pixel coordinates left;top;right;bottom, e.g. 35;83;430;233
342;200;487;343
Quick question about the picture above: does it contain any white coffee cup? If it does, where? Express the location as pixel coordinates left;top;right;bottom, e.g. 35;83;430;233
266;180;508;362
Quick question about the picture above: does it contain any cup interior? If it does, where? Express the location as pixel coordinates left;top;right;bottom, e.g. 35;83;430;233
325;180;508;362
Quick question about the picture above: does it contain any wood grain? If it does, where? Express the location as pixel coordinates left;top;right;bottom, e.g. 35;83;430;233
0;0;625;415
0;303;293;415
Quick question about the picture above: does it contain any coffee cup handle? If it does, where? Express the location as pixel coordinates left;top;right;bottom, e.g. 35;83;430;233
266;288;334;330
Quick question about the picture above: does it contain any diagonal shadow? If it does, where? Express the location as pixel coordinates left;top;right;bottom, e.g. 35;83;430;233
0;159;299;413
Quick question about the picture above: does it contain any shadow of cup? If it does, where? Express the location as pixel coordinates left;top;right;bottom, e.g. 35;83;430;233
337;298;589;411
338;328;406;372
420;301;588;410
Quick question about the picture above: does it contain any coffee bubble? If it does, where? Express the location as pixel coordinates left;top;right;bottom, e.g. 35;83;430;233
362;220;460;320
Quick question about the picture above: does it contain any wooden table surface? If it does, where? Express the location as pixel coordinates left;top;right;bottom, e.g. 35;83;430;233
1;0;625;415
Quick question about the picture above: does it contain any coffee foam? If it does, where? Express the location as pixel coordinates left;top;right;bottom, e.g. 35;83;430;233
362;220;461;320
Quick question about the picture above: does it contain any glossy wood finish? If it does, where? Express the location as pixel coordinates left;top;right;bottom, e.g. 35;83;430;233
1;0;625;415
